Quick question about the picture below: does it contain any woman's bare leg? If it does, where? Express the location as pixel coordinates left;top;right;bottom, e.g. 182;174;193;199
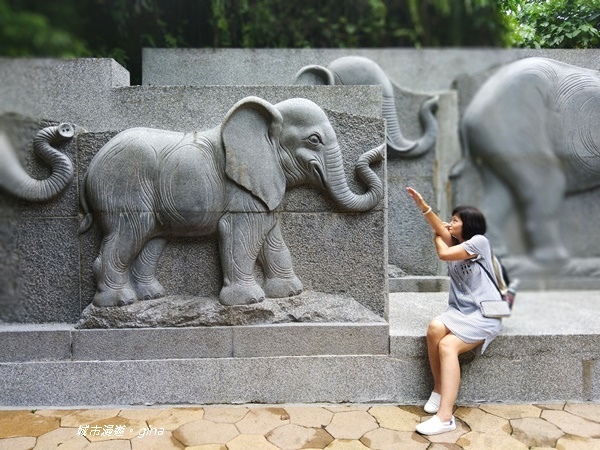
426;319;450;393
436;334;483;422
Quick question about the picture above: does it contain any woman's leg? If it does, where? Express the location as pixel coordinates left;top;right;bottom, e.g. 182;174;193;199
426;319;450;393
436;334;483;422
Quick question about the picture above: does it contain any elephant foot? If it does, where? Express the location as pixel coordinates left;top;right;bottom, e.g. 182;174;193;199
133;280;166;301
92;286;137;307
219;283;265;306
263;275;303;298
531;244;570;266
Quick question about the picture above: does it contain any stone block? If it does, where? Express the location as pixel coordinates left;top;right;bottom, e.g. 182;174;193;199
0;324;71;362
72;327;233;360
141;48;600;93
232;323;389;357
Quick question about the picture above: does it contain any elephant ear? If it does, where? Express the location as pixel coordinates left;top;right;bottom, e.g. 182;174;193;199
293;65;336;85
222;96;286;211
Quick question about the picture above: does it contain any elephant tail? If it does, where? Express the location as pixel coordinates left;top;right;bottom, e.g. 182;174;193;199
78;170;93;234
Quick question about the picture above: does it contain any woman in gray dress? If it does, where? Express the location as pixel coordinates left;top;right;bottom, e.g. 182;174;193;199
406;187;503;436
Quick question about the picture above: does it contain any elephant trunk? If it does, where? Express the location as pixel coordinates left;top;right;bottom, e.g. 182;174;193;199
384;95;439;158
324;144;385;212
0;123;75;202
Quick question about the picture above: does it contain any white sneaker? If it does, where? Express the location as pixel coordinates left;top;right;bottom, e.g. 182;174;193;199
415;415;457;435
424;391;441;413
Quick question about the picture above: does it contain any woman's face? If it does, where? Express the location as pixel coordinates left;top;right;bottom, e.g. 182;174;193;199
448;214;464;242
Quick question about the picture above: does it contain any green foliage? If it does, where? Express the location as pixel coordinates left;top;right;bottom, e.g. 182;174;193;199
2;0;598;84
506;0;600;48
0;0;90;57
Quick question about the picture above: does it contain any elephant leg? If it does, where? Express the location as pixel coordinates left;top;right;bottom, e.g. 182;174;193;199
259;222;303;298
507;157;569;264
130;237;167;301
218;212;273;306
93;213;154;306
479;165;513;257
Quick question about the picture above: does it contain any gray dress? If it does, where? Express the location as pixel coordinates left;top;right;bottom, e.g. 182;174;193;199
435;234;502;354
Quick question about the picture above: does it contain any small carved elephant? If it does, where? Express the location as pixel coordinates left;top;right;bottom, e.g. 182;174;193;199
294;56;438;158
79;96;385;307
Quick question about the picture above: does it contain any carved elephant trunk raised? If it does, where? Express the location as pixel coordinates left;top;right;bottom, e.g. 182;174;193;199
0;123;74;202
324;143;385;212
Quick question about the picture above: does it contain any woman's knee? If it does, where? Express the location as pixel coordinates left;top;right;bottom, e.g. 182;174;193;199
426;319;447;341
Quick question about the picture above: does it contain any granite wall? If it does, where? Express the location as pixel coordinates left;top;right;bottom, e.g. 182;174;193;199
0;58;388;323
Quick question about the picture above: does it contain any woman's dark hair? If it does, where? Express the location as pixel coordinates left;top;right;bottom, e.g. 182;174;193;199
452;205;486;241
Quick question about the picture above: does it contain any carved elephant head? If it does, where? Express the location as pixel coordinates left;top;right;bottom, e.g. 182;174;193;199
221;96;384;213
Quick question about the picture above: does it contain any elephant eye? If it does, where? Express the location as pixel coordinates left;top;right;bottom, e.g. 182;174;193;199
306;134;323;146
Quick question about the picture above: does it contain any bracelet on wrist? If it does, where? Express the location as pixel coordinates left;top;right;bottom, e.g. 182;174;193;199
422;206;432;215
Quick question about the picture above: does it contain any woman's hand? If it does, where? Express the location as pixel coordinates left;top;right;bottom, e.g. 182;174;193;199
406;187;429;213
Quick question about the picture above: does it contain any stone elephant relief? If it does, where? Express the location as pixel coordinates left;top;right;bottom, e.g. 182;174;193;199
294;56;438;158
78;96;385;307
461;57;600;265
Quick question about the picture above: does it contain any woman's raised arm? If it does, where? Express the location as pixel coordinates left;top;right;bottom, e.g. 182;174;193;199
406;187;453;246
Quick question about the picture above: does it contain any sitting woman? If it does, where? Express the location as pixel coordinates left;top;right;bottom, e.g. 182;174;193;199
406;187;504;436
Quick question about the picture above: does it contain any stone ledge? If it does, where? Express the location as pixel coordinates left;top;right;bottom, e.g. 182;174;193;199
389;276;450;293
0;322;389;362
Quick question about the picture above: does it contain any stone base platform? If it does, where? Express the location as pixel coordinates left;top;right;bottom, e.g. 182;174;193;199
1;291;599;407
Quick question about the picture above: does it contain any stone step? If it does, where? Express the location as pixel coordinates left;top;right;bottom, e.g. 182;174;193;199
389;291;600;404
0;321;389;363
1;291;598;407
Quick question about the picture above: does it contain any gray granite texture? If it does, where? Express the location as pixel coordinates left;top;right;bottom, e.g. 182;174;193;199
0;290;598;406
0;56;380;132
0;91;387;322
141;48;600;92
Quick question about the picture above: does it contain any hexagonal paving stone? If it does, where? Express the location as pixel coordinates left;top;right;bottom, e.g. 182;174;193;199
85;440;131;449
34;409;79;418
131;429;185;449
266;423;334;449
172;419;239;446
457;431;528;450
85;415;150;441
61;409;121;428
324;439;370;449
510;417;564;447
0;410;60;438
0;436;37;450
235;407;289;435
117;408;165;421
454;407;512;435
183;445;226;450
33;427;89;449
542;410;600;438
285;406;334;428
368;406;420;431
564;403;600;423
360;428;429;449
227;434;279;449
325;411;378;440
479;404;542;419
555;435;600;449
202;406;248;424
147;408;205;431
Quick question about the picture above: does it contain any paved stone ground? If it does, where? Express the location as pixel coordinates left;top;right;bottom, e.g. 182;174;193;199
1;402;599;449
